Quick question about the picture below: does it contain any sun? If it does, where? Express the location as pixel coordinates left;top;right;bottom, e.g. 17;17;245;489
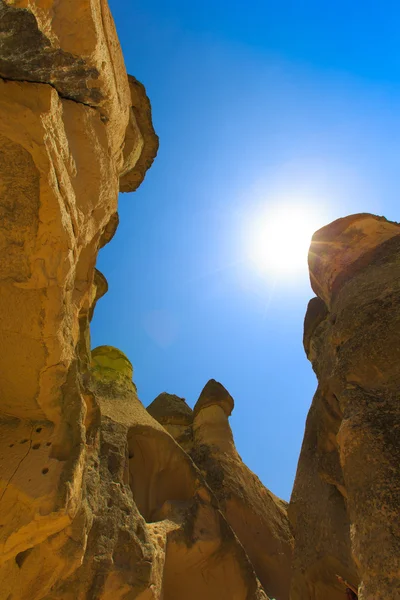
245;203;322;278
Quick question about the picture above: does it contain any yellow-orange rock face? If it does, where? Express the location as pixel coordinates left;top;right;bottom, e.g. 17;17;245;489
0;2;285;599
8;2;397;599
147;392;194;451
191;381;294;600
290;213;400;600
53;346;270;600
148;382;294;600
0;1;157;597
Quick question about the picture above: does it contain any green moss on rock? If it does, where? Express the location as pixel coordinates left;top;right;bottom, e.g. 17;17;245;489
91;345;133;383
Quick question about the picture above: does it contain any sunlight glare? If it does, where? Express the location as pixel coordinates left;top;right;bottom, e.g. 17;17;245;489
245;203;323;278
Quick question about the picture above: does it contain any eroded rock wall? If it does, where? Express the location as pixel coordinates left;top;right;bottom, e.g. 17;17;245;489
0;1;160;596
191;380;294;600
4;3;397;599
147;381;294;600
290;214;400;600
0;2;284;599
42;346;269;600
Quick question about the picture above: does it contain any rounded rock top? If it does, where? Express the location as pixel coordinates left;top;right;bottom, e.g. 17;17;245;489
193;379;234;417
91;345;133;382
309;213;400;306
147;392;193;425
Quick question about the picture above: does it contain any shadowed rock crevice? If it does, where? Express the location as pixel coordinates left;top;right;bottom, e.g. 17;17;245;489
127;428;197;523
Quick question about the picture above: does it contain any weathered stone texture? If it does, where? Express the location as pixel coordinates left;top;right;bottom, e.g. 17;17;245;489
119;75;159;193
191;381;294;600
0;2;285;599
0;1;160;597
290;214;400;600
147;393;193;451
148;382;294;600
3;1;397;598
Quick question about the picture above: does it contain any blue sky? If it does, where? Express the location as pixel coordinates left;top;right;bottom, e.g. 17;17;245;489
92;0;400;500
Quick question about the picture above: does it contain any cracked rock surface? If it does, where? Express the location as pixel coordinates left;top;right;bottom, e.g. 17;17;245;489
290;214;400;600
0;2;282;599
2;2;398;600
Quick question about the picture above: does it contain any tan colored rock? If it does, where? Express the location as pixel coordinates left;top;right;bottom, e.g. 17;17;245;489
49;346;270;600
8;2;393;599
147;392;193;426
308;213;400;308
42;346;158;599
0;2;271;595
288;385;358;600
0;0;131;165
147;393;193;451
99;212;119;249
0;1;158;597
194;378;234;417
89;268;108;321
191;380;294;600
119;75;159;193
291;213;400;600
0;77;106;598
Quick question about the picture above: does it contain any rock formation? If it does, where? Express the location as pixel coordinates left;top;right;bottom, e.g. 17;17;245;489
2;2;399;600
290;214;400;600
146;381;294;600
0;0;159;595
0;2;289;599
147;393;193;452
46;345;269;600
191;380;293;600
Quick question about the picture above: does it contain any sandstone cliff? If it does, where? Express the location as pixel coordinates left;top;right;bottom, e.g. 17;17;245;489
2;2;399;600
0;1;288;598
290;214;400;600
0;1;158;596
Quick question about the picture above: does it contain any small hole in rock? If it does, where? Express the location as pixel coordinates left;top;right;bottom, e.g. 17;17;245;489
15;548;33;568
42;468;49;475
9;444;14;448
20;439;28;444
36;427;42;433
46;442;52;447
128;453;134;459
107;498;113;507
32;443;40;450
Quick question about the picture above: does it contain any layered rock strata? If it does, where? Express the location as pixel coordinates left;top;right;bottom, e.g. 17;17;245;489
290;214;400;600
